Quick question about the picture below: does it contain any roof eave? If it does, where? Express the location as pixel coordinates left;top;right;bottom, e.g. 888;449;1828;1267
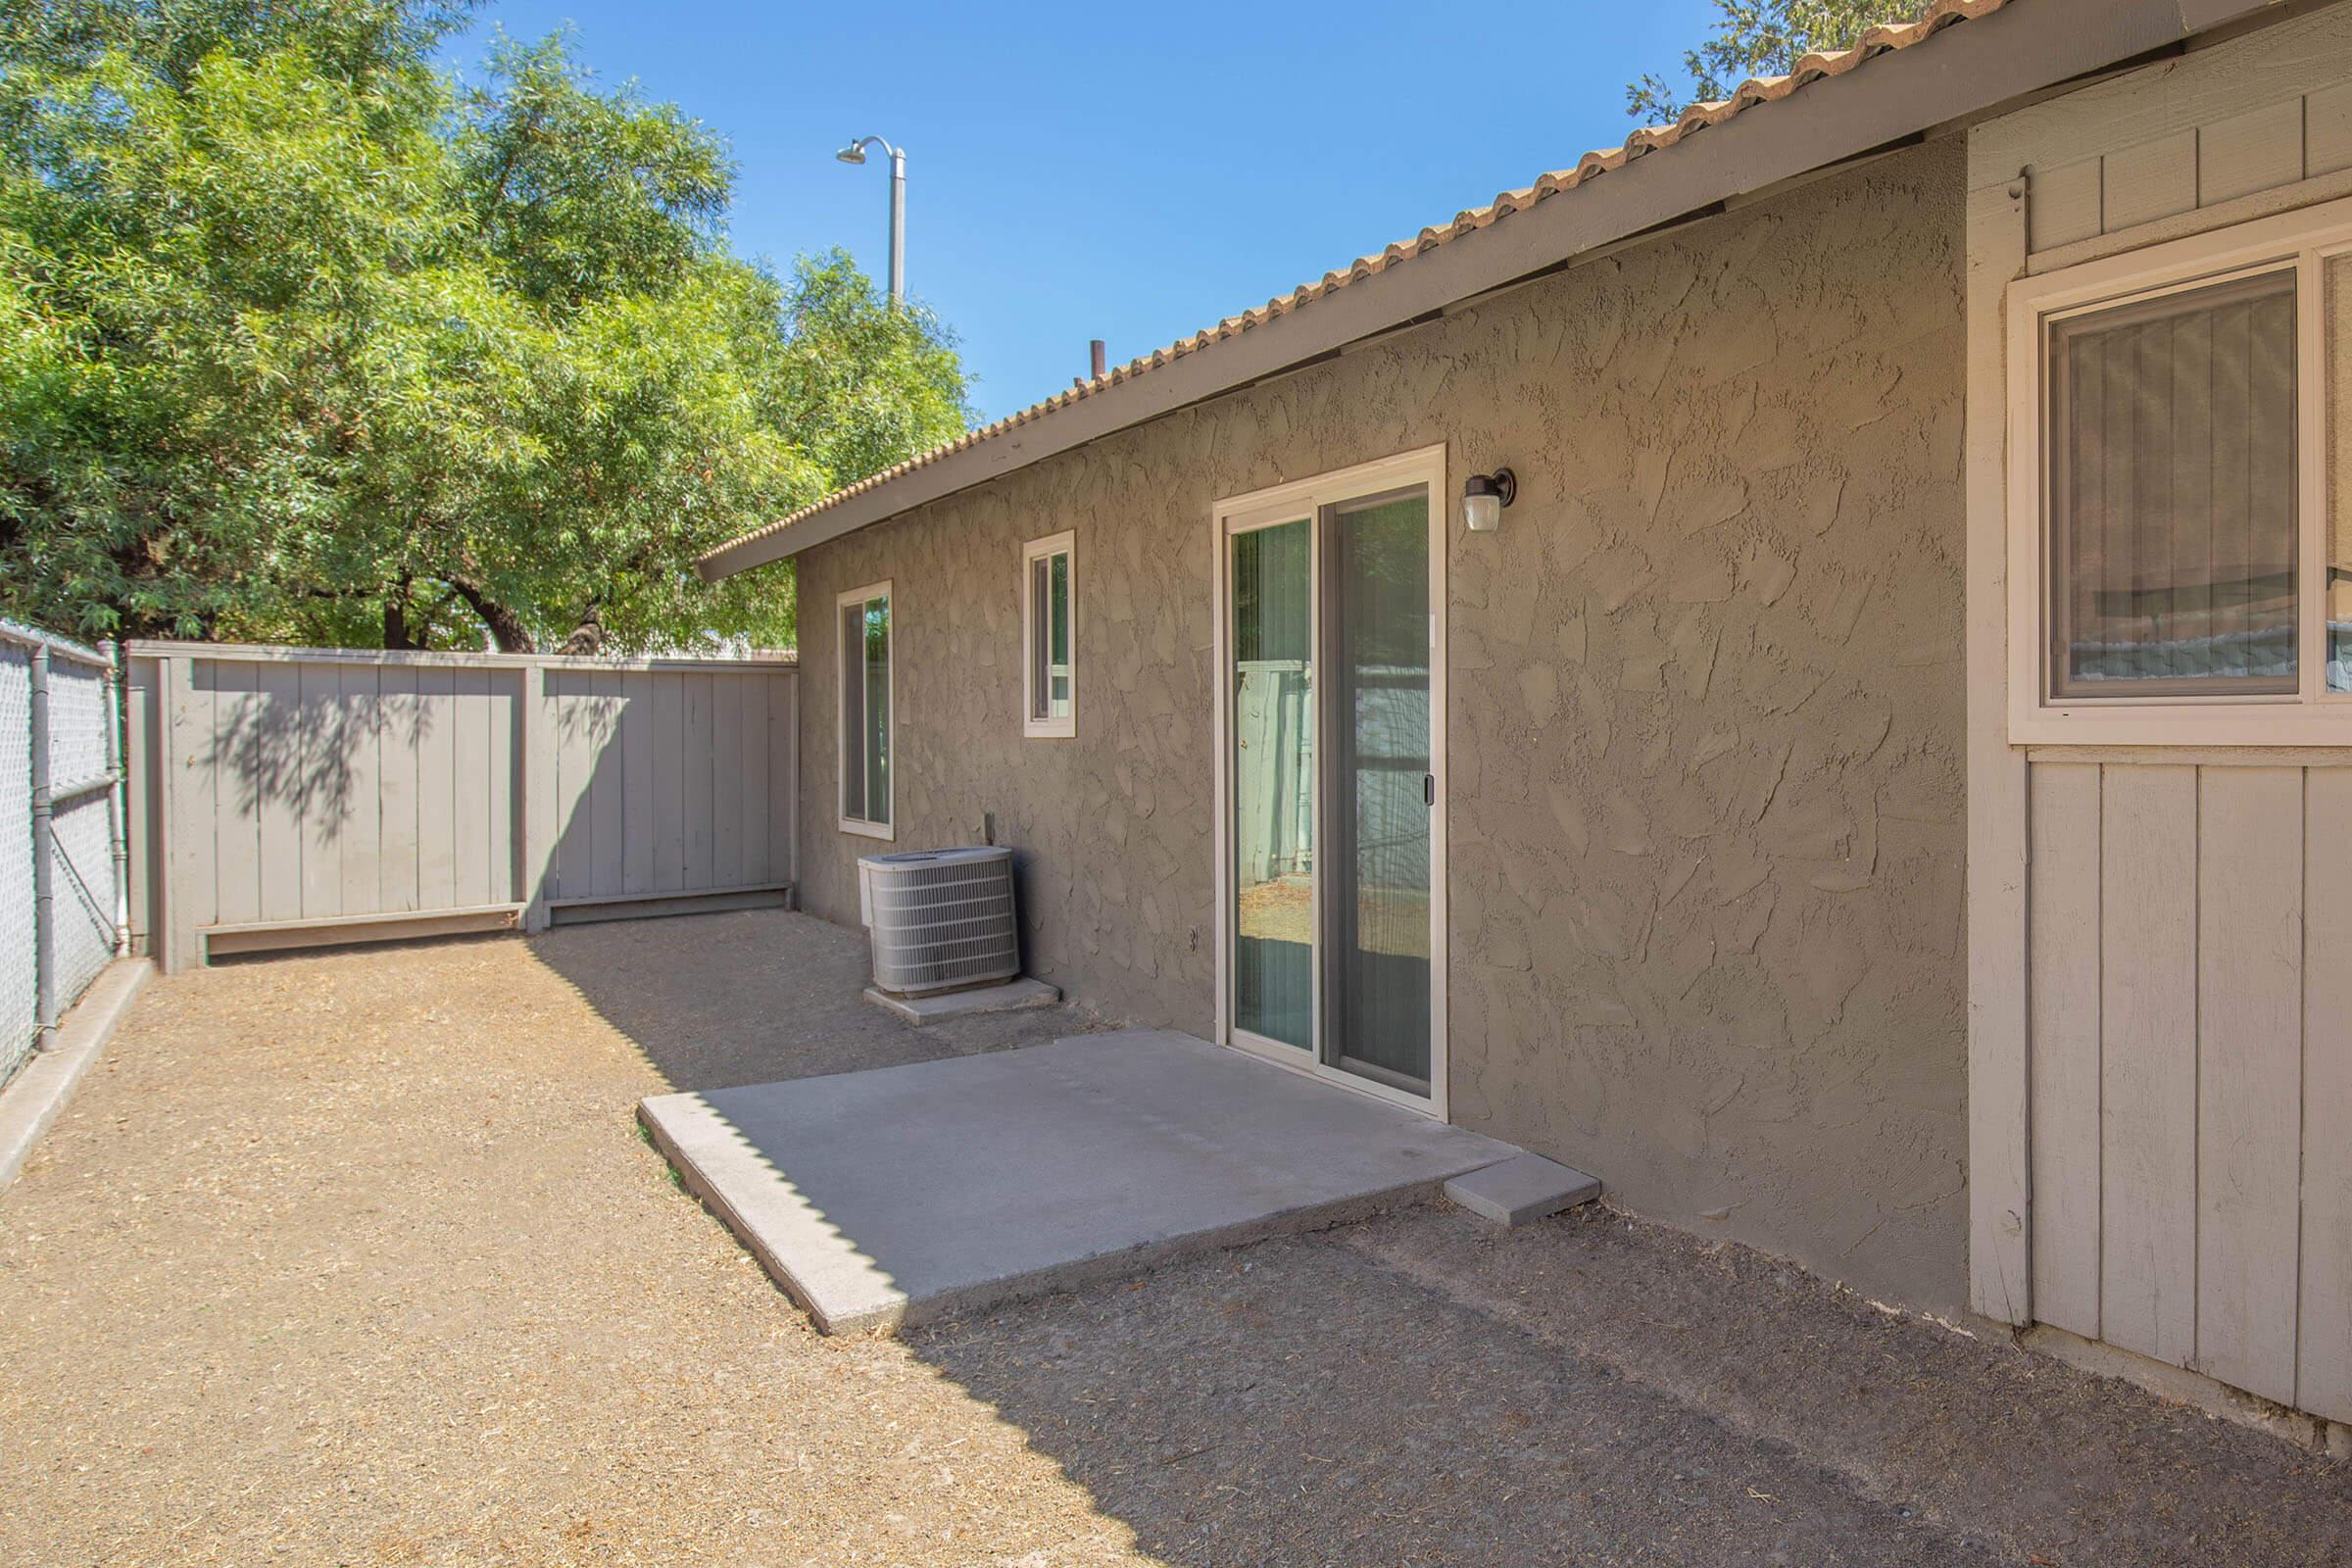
700;0;2278;581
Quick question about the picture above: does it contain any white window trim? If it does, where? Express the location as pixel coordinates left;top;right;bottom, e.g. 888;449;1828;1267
1020;530;1076;739
836;578;895;840
2006;191;2352;746
1208;442;1449;1123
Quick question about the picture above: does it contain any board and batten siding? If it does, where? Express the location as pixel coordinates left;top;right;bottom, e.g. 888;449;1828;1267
127;643;796;969
1976;3;2352;264
1967;6;2352;1428
2023;756;2352;1420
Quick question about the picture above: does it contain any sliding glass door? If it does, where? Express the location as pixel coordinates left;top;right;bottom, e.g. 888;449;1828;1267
1219;451;1442;1106
1326;491;1432;1091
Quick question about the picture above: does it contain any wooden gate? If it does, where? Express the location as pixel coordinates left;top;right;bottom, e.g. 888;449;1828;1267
124;643;796;970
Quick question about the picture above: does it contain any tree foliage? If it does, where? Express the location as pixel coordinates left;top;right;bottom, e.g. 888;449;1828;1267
1626;0;1925;122
0;1;969;652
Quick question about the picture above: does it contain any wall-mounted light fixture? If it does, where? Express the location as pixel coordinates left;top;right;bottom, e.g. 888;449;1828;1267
1463;467;1516;533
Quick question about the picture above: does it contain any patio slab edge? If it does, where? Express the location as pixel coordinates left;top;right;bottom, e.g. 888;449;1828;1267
637;1032;1518;1336
642;1079;1490;1334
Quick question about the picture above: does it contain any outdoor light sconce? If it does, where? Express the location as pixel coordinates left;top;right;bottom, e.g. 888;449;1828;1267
1463;467;1516;533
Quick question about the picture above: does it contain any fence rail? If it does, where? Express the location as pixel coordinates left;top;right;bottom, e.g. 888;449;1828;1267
126;642;798;971
2;621;126;1087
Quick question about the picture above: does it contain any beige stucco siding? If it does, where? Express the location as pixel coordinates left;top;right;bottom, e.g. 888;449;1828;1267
794;139;1970;1311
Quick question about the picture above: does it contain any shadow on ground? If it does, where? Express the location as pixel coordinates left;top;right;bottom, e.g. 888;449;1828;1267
528;906;1089;1092
542;909;2352;1567
912;1201;2352;1568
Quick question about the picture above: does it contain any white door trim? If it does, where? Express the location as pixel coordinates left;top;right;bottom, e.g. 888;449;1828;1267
1209;443;1449;1122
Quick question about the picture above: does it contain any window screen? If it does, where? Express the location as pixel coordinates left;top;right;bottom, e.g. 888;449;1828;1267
2048;270;2298;698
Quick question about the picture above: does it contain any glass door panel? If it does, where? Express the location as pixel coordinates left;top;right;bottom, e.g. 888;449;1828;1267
1230;517;1314;1051
1326;492;1432;1091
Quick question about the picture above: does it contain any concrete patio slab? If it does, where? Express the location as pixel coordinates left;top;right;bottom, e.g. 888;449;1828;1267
638;1028;1515;1333
1444;1152;1602;1227
860;976;1061;1025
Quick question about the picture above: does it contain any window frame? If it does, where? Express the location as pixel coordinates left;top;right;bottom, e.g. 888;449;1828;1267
1021;530;1077;739
2007;192;2349;745
836;579;894;840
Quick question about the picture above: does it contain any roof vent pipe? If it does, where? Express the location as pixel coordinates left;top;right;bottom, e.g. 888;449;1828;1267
1090;339;1106;381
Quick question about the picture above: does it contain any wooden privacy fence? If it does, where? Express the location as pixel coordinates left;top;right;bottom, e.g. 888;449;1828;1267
125;643;797;971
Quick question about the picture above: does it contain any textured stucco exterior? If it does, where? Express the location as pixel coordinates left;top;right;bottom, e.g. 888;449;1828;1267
793;140;1970;1311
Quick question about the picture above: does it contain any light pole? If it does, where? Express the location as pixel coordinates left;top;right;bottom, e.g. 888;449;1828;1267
835;135;906;306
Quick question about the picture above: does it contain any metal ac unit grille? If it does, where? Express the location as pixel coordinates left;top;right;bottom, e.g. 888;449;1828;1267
860;847;1020;995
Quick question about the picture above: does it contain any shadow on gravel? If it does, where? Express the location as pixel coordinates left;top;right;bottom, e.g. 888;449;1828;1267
529;906;1084;1094
910;1225;1986;1568
916;1202;2352;1568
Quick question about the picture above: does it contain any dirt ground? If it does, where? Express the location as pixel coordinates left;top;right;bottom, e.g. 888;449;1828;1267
2;908;2349;1566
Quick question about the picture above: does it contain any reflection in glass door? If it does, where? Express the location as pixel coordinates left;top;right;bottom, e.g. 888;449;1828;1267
1230;517;1315;1051
1327;491;1431;1091
1223;468;1436;1100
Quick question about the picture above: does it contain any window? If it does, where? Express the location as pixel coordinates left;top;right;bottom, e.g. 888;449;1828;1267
1022;531;1075;738
838;581;892;837
2008;195;2352;744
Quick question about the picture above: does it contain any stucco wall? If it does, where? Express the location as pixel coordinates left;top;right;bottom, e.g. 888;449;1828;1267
792;139;1969;1311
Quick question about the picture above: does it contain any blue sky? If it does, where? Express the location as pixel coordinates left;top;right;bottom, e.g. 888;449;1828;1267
442;1;1723;423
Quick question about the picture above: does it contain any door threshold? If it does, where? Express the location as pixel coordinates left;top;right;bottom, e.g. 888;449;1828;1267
1223;1028;1443;1121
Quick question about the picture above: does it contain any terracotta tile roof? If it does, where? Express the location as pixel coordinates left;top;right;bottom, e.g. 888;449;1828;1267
704;0;2011;566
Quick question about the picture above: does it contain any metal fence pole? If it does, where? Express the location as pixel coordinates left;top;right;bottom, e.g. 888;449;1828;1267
106;643;128;956
27;641;53;1047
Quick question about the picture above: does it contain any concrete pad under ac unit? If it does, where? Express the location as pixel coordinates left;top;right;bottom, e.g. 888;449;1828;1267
861;976;1060;1026
638;1029;1517;1334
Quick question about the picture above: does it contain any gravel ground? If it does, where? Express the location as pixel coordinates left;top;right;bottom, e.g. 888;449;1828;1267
2;908;2348;1566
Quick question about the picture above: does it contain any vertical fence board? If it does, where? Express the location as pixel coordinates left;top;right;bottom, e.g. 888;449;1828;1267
714;674;745;886
2300;768;2352;1422
684;673;714;890
2193;765;2304;1405
376;664;419;914
2099;762;2199;1370
416;664;459;913
171;660;220;938
450;666;489;909
2028;762;2104;1341
254;662;304;924
486;670;515;905
743;673;771;884
337;663;381;916
654;672;685;894
621;670;654;895
297;659;341;920
588;672;625;900
213;660;263;927
770;674;797;889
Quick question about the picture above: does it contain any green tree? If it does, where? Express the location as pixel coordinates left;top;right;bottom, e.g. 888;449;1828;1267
0;2;969;654
1626;0;1924;122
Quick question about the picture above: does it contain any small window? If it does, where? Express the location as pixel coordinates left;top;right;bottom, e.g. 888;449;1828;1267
838;581;892;837
2047;270;2297;699
2008;194;2352;744
1022;532;1075;738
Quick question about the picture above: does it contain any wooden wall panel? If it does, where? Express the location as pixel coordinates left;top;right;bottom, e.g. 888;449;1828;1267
2299;767;2352;1423
2028;762;2103;1340
2097;763;2199;1369
2192;765;2303;1404
1984;6;2352;260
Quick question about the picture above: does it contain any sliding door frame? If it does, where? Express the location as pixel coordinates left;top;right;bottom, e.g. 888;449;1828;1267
1210;443;1449;1121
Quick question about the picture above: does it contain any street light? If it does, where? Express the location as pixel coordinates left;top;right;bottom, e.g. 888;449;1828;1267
835;135;906;306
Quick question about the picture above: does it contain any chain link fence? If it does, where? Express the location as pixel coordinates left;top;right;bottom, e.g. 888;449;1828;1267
1;622;126;1090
